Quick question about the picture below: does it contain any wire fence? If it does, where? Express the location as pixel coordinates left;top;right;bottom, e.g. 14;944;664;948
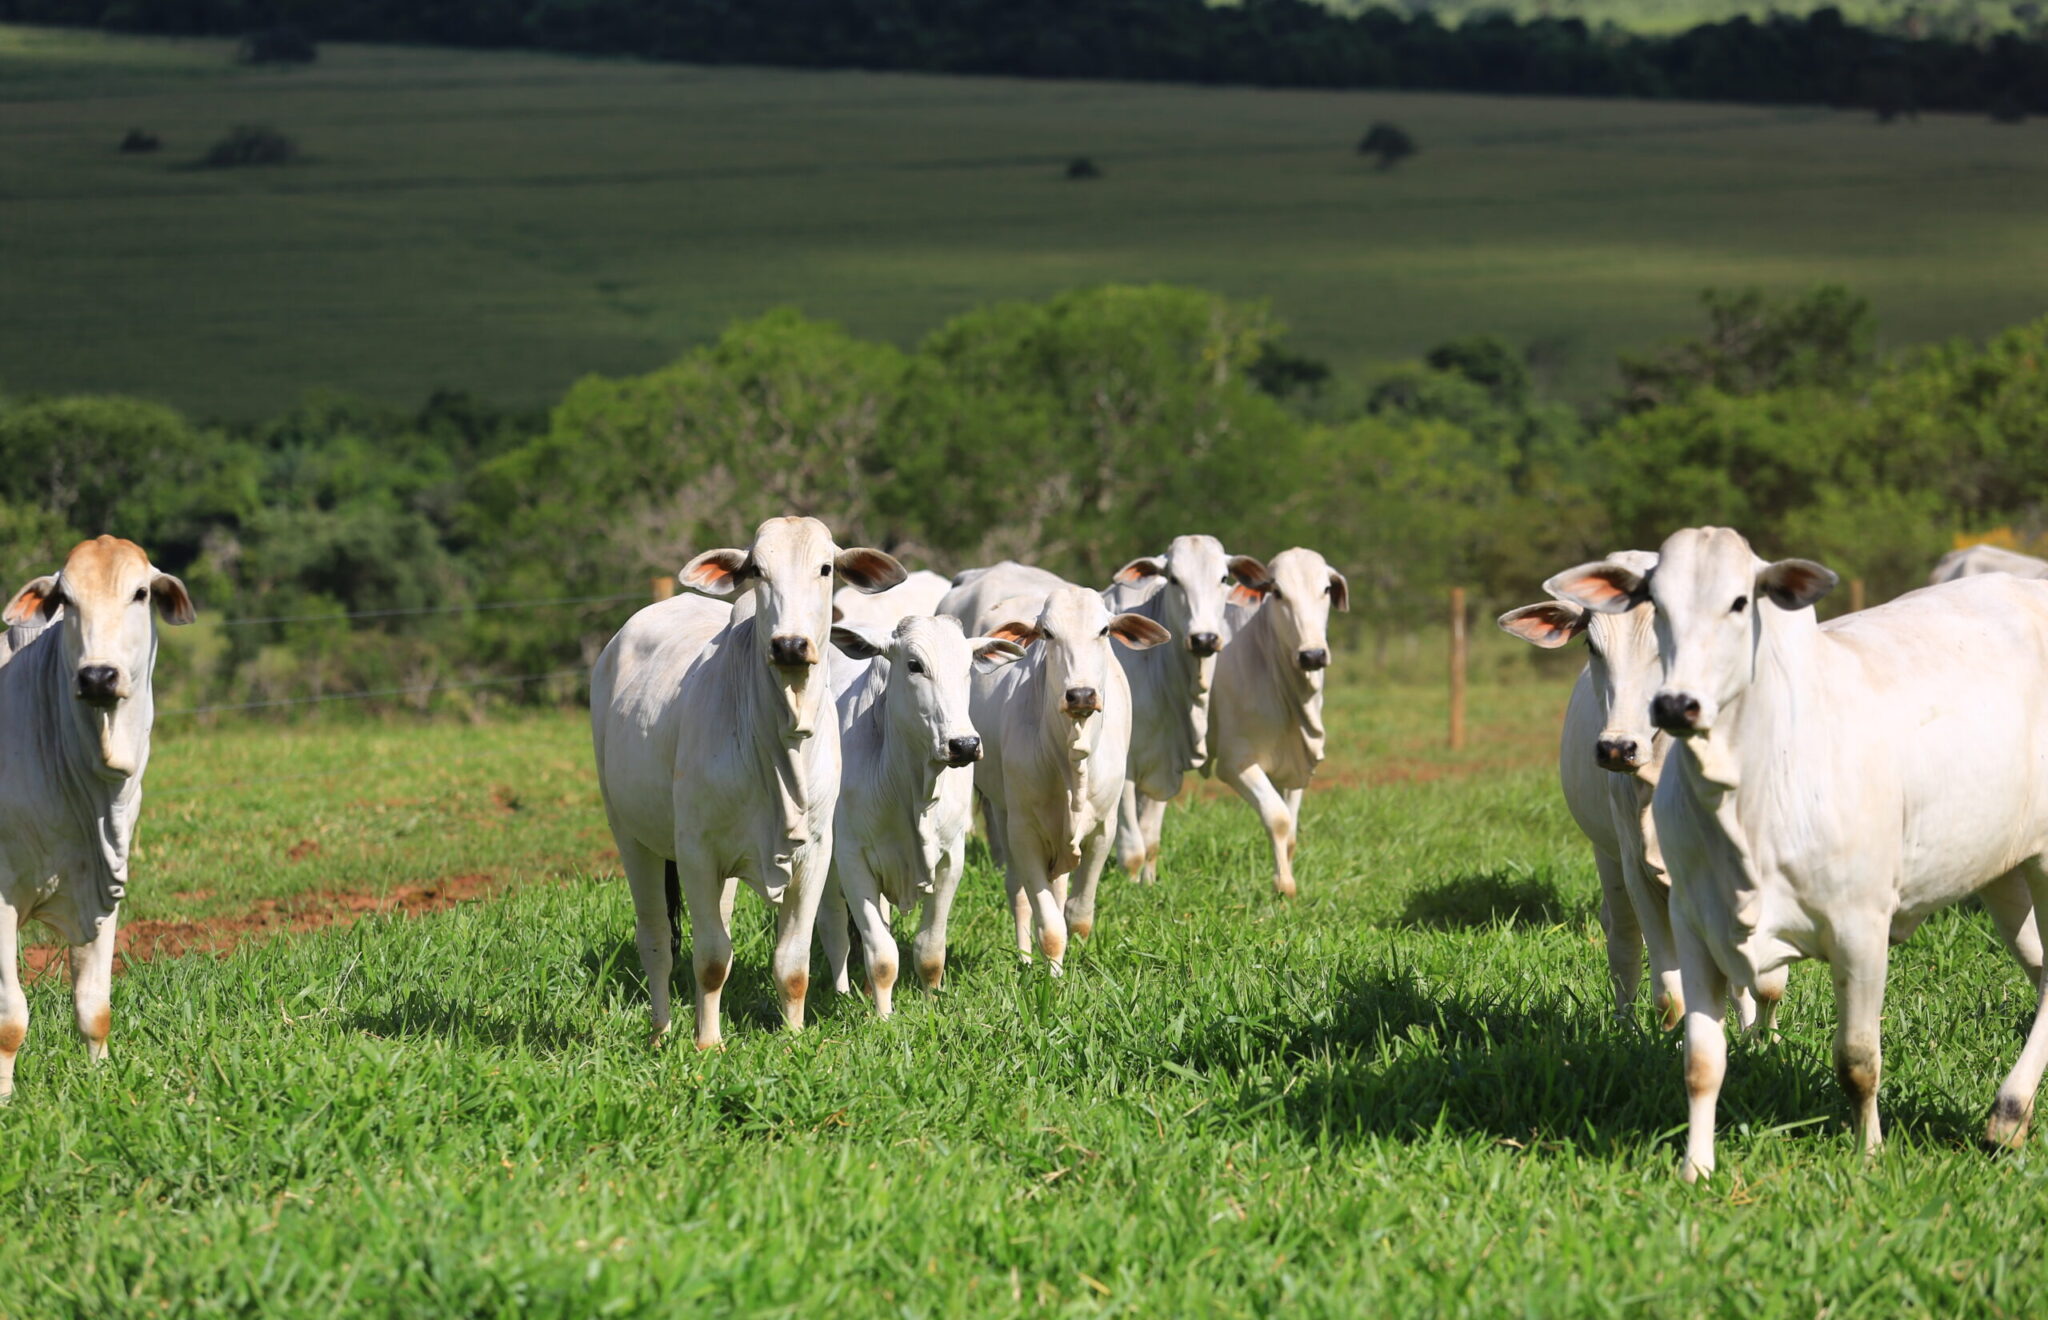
216;590;648;629
161;668;588;717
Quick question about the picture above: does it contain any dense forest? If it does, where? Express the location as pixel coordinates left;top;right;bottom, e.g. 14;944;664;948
5;0;2046;117
4;283;2046;713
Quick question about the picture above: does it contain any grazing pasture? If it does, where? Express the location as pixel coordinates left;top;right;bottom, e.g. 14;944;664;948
3;674;2044;1314
7;24;2048;415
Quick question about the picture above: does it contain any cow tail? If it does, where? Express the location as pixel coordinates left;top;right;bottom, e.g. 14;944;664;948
663;859;682;961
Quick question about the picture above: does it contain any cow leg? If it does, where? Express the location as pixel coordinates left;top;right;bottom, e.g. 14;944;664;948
841;859;898;1018
1284;788;1304;860
618;838;678;1045
1829;920;1891;1157
1114;783;1146;880
1988;860;2048;1149
1136;794;1170;886
1065;820;1115;942
1750;965;1788;1040
1981;868;2045;992
913;843;964;991
979;792;1010;873
1221;763;1297;897
818;869;854;996
1592;848;1644;1025
69;912;118;1064
0;902;25;1101
1617;810;1685;1030
1675;918;1730;1183
1012;852;1067;977
770;846;828;1034
678;862;735;1051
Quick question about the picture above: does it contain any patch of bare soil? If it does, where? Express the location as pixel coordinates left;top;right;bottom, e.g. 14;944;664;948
24;873;506;980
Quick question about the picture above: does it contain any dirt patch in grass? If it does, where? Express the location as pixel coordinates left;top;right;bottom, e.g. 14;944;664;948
24;872;507;980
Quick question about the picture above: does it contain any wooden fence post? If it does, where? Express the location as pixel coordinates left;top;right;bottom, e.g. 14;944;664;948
1449;586;1468;752
1848;578;1866;613
651;575;676;602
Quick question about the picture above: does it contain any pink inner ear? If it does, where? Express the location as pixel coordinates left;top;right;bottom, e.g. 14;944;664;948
1228;584;1264;607
1559;573;1631;609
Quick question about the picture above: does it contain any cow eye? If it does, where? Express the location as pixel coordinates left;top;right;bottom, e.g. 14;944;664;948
1098;626;1110;637
906;658;926;675
819;564;832;577
1731;595;1748;614
132;587;148;603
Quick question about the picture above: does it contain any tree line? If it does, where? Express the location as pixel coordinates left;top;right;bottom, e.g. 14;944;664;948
6;0;2046;118
3;282;2046;713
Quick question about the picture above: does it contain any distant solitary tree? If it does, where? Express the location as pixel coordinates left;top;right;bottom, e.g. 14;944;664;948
237;27;317;65
1357;122;1417;170
201;125;300;169
118;129;161;154
1066;156;1101;180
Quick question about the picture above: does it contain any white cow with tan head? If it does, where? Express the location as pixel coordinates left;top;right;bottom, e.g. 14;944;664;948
0;536;195;1099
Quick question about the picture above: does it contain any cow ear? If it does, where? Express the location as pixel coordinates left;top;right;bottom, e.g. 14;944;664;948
969;636;1027;666
150;571;196;626
1545;560;1649;615
986;619;1040;648
829;622;892;661
1756;558;1838;610
681;548;750;596
1109;613;1171;651
1227;555;1273;607
1497;601;1587;649
3;574;60;626
1326;568;1349;613
836;547;907;594
1113;556;1166;584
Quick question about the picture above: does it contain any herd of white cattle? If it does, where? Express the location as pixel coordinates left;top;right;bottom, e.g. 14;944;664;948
589;519;1346;1044
4;522;2047;1185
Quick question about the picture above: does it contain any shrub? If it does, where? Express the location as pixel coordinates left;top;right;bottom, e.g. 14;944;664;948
1357;122;1417;170
201;125;299;169
117;129;160;153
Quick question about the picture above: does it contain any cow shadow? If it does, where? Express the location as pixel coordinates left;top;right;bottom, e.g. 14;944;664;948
1398;869;1587;930
344;990;595;1053
1188;970;1978;1152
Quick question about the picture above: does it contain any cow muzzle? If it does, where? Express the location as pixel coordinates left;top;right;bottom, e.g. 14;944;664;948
768;635;818;668
1296;647;1328;672
1186;631;1221;657
1595;736;1642;772
76;664;122;707
1650;692;1704;735
1062;687;1101;720
945;735;982;767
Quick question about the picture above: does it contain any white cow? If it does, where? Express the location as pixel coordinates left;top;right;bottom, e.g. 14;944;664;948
1207;548;1348;897
1103;536;1269;885
833;569;952;630
817;615;1023;1015
1554;527;2048;1180
937;561;1068;637
0;536;195;1099
970;586;1169;970
591;516;904;1049
1928;543;2048;586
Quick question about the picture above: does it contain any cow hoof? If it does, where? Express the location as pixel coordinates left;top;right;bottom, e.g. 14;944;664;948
1985;1096;2032;1151
1047;961;1064;979
1070;920;1093;941
693;1036;723;1052
1678;1156;1712;1184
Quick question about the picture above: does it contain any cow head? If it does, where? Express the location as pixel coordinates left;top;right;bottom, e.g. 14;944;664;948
1499;551;1663;777
1551;527;1834;741
1113;535;1268;659
4;536;195;776
832;615;1023;767
680;516;905;673
1232;547;1347;673
991;585;1169;723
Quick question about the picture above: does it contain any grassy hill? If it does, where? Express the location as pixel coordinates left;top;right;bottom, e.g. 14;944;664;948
6;23;2048;416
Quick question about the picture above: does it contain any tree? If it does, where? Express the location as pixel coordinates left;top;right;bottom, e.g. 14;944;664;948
1357;122;1417;170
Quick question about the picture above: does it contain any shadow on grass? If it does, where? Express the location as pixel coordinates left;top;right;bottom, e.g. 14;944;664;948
345;991;595;1052
1398;869;1585;929
1190;971;1979;1152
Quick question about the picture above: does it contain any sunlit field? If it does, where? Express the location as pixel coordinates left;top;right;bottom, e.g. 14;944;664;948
2;673;2043;1315
6;24;2048;414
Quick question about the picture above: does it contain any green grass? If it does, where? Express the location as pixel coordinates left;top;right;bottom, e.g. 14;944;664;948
6;25;2048;416
3;675;2046;1314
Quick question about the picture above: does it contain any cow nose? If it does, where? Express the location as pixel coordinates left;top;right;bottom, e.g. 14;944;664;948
1297;648;1328;672
1650;693;1702;734
1062;686;1100;718
1187;631;1220;656
76;665;120;704
1595;738;1640;771
768;635;816;668
945;735;982;766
